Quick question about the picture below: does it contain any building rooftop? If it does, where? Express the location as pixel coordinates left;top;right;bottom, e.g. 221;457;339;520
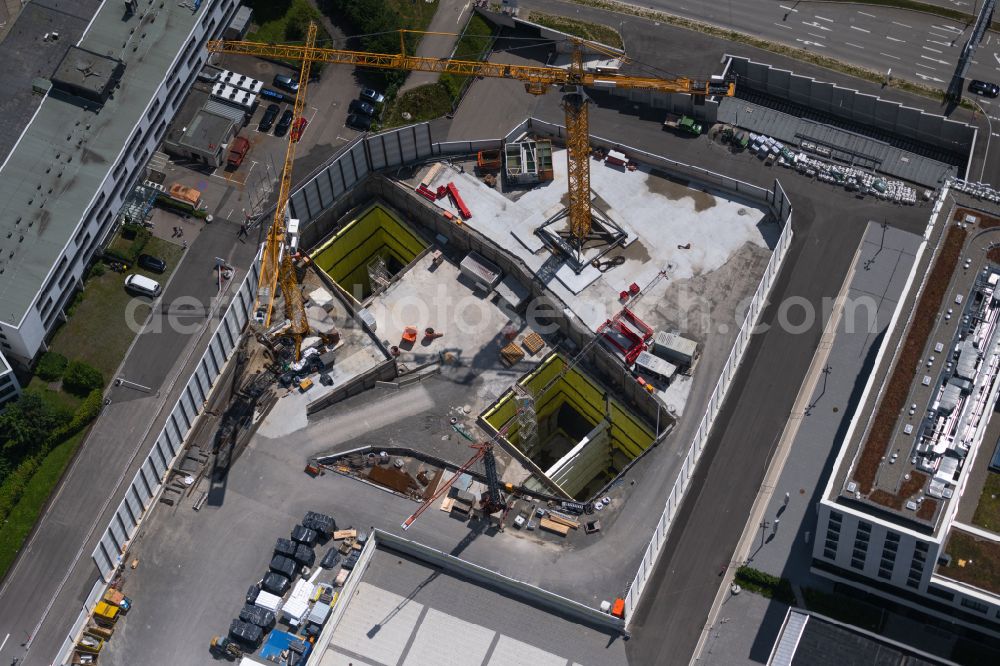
830;203;1000;533
770;608;954;666
0;0;206;324
0;0;102;164
314;532;628;666
179;109;234;155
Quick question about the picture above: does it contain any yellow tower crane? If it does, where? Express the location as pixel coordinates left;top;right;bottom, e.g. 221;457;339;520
208;23;733;311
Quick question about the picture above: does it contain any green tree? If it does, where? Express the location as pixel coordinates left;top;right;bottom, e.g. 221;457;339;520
0;393;71;459
35;352;68;382
62;361;105;397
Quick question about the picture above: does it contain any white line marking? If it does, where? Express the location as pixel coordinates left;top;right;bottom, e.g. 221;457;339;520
923;46;943;54
880;52;901;61
795;38;826;48
774;21;793;30
927;39;951;47
850;25;871;33
916;62;937;70
933;24;962;33
845;42;864;49
980;99;992;105
929;31;951;40
802;21;831;31
808;32;827;40
858;11;876;18
892;21;912;28
815;15;833;23
915;72;945;83
886;36;906;43
994;53;1000;66
779;4;798;12
920;54;950;65
0;634;9;652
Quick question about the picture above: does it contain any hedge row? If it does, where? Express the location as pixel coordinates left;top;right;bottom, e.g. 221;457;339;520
0;389;102;524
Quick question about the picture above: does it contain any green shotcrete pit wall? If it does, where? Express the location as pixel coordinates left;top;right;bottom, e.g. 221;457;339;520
482;354;655;491
310;203;427;300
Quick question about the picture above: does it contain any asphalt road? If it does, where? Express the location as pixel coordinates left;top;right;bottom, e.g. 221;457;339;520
525;0;1000;147
0;219;257;666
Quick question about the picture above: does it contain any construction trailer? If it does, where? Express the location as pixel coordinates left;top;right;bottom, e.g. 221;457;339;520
504;139;555;185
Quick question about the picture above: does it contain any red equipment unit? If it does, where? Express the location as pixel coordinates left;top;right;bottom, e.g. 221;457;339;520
446;182;472;220
598;307;653;366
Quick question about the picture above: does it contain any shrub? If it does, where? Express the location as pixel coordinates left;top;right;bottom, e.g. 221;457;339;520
68;389;103;433
0;456;38;520
35;352;68;382
0;392;72;459
88;262;106;278
62;361;105;397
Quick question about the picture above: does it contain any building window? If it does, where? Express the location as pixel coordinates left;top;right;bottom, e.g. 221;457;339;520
858;521;872;533
850;557;865;570
960;597;989;613
878;567;892;580
823;547;836;560
927;586;955;602
830;511;843;524
886;532;900;542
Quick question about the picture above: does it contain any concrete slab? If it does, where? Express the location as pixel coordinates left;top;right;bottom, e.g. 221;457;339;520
332;582;424;665
420;148;771;332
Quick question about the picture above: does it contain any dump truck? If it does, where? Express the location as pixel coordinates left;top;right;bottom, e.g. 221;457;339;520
663;113;702;136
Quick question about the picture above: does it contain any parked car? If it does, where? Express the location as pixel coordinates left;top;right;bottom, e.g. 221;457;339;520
227;135;251;168
124;274;161;297
969;79;1000;98
137;254;166;274
345;113;371;131
269;554;298;579
261;571;290;596
360;87;385;104
349;99;375;117
229;619;262;647
258;103;280;132
274;109;294;137
272;74;299;93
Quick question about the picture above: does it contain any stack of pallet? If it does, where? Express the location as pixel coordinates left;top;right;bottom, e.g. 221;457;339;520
539;511;580;537
500;342;525;366
522;332;544;355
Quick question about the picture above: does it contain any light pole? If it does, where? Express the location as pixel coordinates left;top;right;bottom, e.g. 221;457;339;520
759;520;770;550
972;98;993;182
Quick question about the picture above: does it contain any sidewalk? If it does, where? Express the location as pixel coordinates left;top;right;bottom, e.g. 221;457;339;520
400;0;474;93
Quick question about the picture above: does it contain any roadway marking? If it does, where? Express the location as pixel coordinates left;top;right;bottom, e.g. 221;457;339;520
858;11;877;18
886;36;906;43
815;15;833;22
795;38;826;48
880;52;901;60
892;21;912;28
916;62;937;70
927;39;951;47
779;4;799;12
929;31;952;40
802;21;831;31
808;32;827;40
933;24;962;33
915;72;946;83
923;46;943;54
0;634;8;652
994;53;1000;66
920;54;950;65
774;22;793;30
846;42;864;49
850;25;871;33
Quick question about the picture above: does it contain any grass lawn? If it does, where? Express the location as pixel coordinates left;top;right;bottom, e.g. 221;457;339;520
390;0;439;37
384;83;454;127
48;236;184;380
527;11;624;50
247;0;322;44
0;430;88;578
972;472;1000;533
941;529;1000;594
25;377;82;413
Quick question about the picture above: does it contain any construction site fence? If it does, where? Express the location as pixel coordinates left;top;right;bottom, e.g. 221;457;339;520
374;529;627;634
622;191;794;622
52;257;261;665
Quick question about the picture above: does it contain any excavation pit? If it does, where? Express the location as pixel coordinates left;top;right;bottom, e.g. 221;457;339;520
310;203;428;303
482;353;655;500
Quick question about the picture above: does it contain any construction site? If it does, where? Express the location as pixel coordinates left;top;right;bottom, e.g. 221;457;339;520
68;14;796;666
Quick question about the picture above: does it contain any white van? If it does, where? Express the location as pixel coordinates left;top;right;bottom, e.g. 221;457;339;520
125;274;161;297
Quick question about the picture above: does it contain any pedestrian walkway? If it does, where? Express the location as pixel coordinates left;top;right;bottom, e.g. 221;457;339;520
400;0;474;93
